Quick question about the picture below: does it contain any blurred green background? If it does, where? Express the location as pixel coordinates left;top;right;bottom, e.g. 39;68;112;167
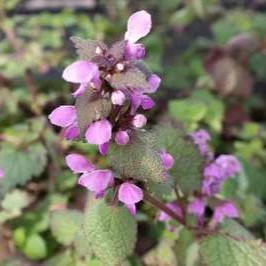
1;0;266;265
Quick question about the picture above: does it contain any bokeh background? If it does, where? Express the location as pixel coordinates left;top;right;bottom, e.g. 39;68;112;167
1;0;266;265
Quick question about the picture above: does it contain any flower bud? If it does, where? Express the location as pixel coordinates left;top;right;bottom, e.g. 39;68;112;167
111;90;126;106
115;131;130;145
116;63;125;71
131;114;147;128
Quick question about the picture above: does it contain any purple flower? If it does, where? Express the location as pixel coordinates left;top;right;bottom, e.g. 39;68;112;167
190;129;213;159
124;10;151;60
212;202;239;224
99;142;110;156
66;153;114;197
115;131;130;145
146;74;161;94
111;90;126;106
118;182;143;215
0;168;4;179
131;114;147;128
85;119;112;145
158;202;183;222
187;198;205;217
48;105;79;140
79;170;114;198
66;154;95;173
62;60;100;97
215;155;241;178
130;92;155;115
159;150;174;171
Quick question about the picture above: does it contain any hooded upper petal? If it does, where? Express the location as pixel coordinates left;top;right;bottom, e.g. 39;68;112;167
62;60;99;84
118;182;143;205
213;202;238;224
66;153;95;174
85;119;112;145
124;10;152;43
64;125;79;140
215;155;241;178
187;198;205;217
48;105;77;127
115;131;130;145
78;169;114;193
98;142;110;156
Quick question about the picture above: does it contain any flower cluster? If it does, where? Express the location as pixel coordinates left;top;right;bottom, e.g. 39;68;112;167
66;152;174;215
48;10;160;155
159;130;241;227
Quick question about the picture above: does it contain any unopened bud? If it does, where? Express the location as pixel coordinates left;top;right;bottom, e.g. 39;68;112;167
116;63;125;71
95;46;103;55
131;114;147;128
111;90;126;106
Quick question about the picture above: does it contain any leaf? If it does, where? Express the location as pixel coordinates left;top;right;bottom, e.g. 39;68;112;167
75;89;112;136
0;143;47;195
109;131;165;182
200;234;266;266
220;219;254;241
45;250;74;266
50;210;83;245
110;67;150;90
70;36;108;60
23;234;47;260
83;200;137;265
154;124;204;194
107;40;127;61
169;99;207;131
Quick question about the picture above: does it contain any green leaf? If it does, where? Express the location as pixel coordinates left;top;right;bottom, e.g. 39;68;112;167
75;89;112;136
110;68;150;90
220;219;254;240
200;235;266;266
23;234;47;260
0;143;47;195
70;36;108;60
169;99;207;131
83;200;137;265
154;124;204;194
45;250;74;266
109;131;165;182
50;210;83;245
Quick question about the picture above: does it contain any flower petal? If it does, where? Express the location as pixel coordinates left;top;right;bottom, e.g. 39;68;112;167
64;125;79;140
146;74;161;93
125;203;136;216
215;155;241;178
118;182;143;204
213;202;238;224
78;169;114;194
115;131;130;145
158;202;182;222
72;83;87;97
99;142;110;156
48;105;76;127
62;60;99;84
66;153;94;174
125;43;145;60
85;119;112;145
125;10;152;43
187;198;205;217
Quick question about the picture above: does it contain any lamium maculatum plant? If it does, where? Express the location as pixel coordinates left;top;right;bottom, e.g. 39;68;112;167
48;10;266;266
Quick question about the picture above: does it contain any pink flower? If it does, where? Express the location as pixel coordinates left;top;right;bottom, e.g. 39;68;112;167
158;202;183;222
130;92;155;115
62;60;100;97
146;74;161;94
190;129;213;159
159;150;174;171
85;119;112;145
115;131;130;145
118;182;143;215
98;142;110;156
48;105;79;140
212;202;239;224
215;155;241;178
66;153;114;197
187;198;205;217
124;10;151;60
